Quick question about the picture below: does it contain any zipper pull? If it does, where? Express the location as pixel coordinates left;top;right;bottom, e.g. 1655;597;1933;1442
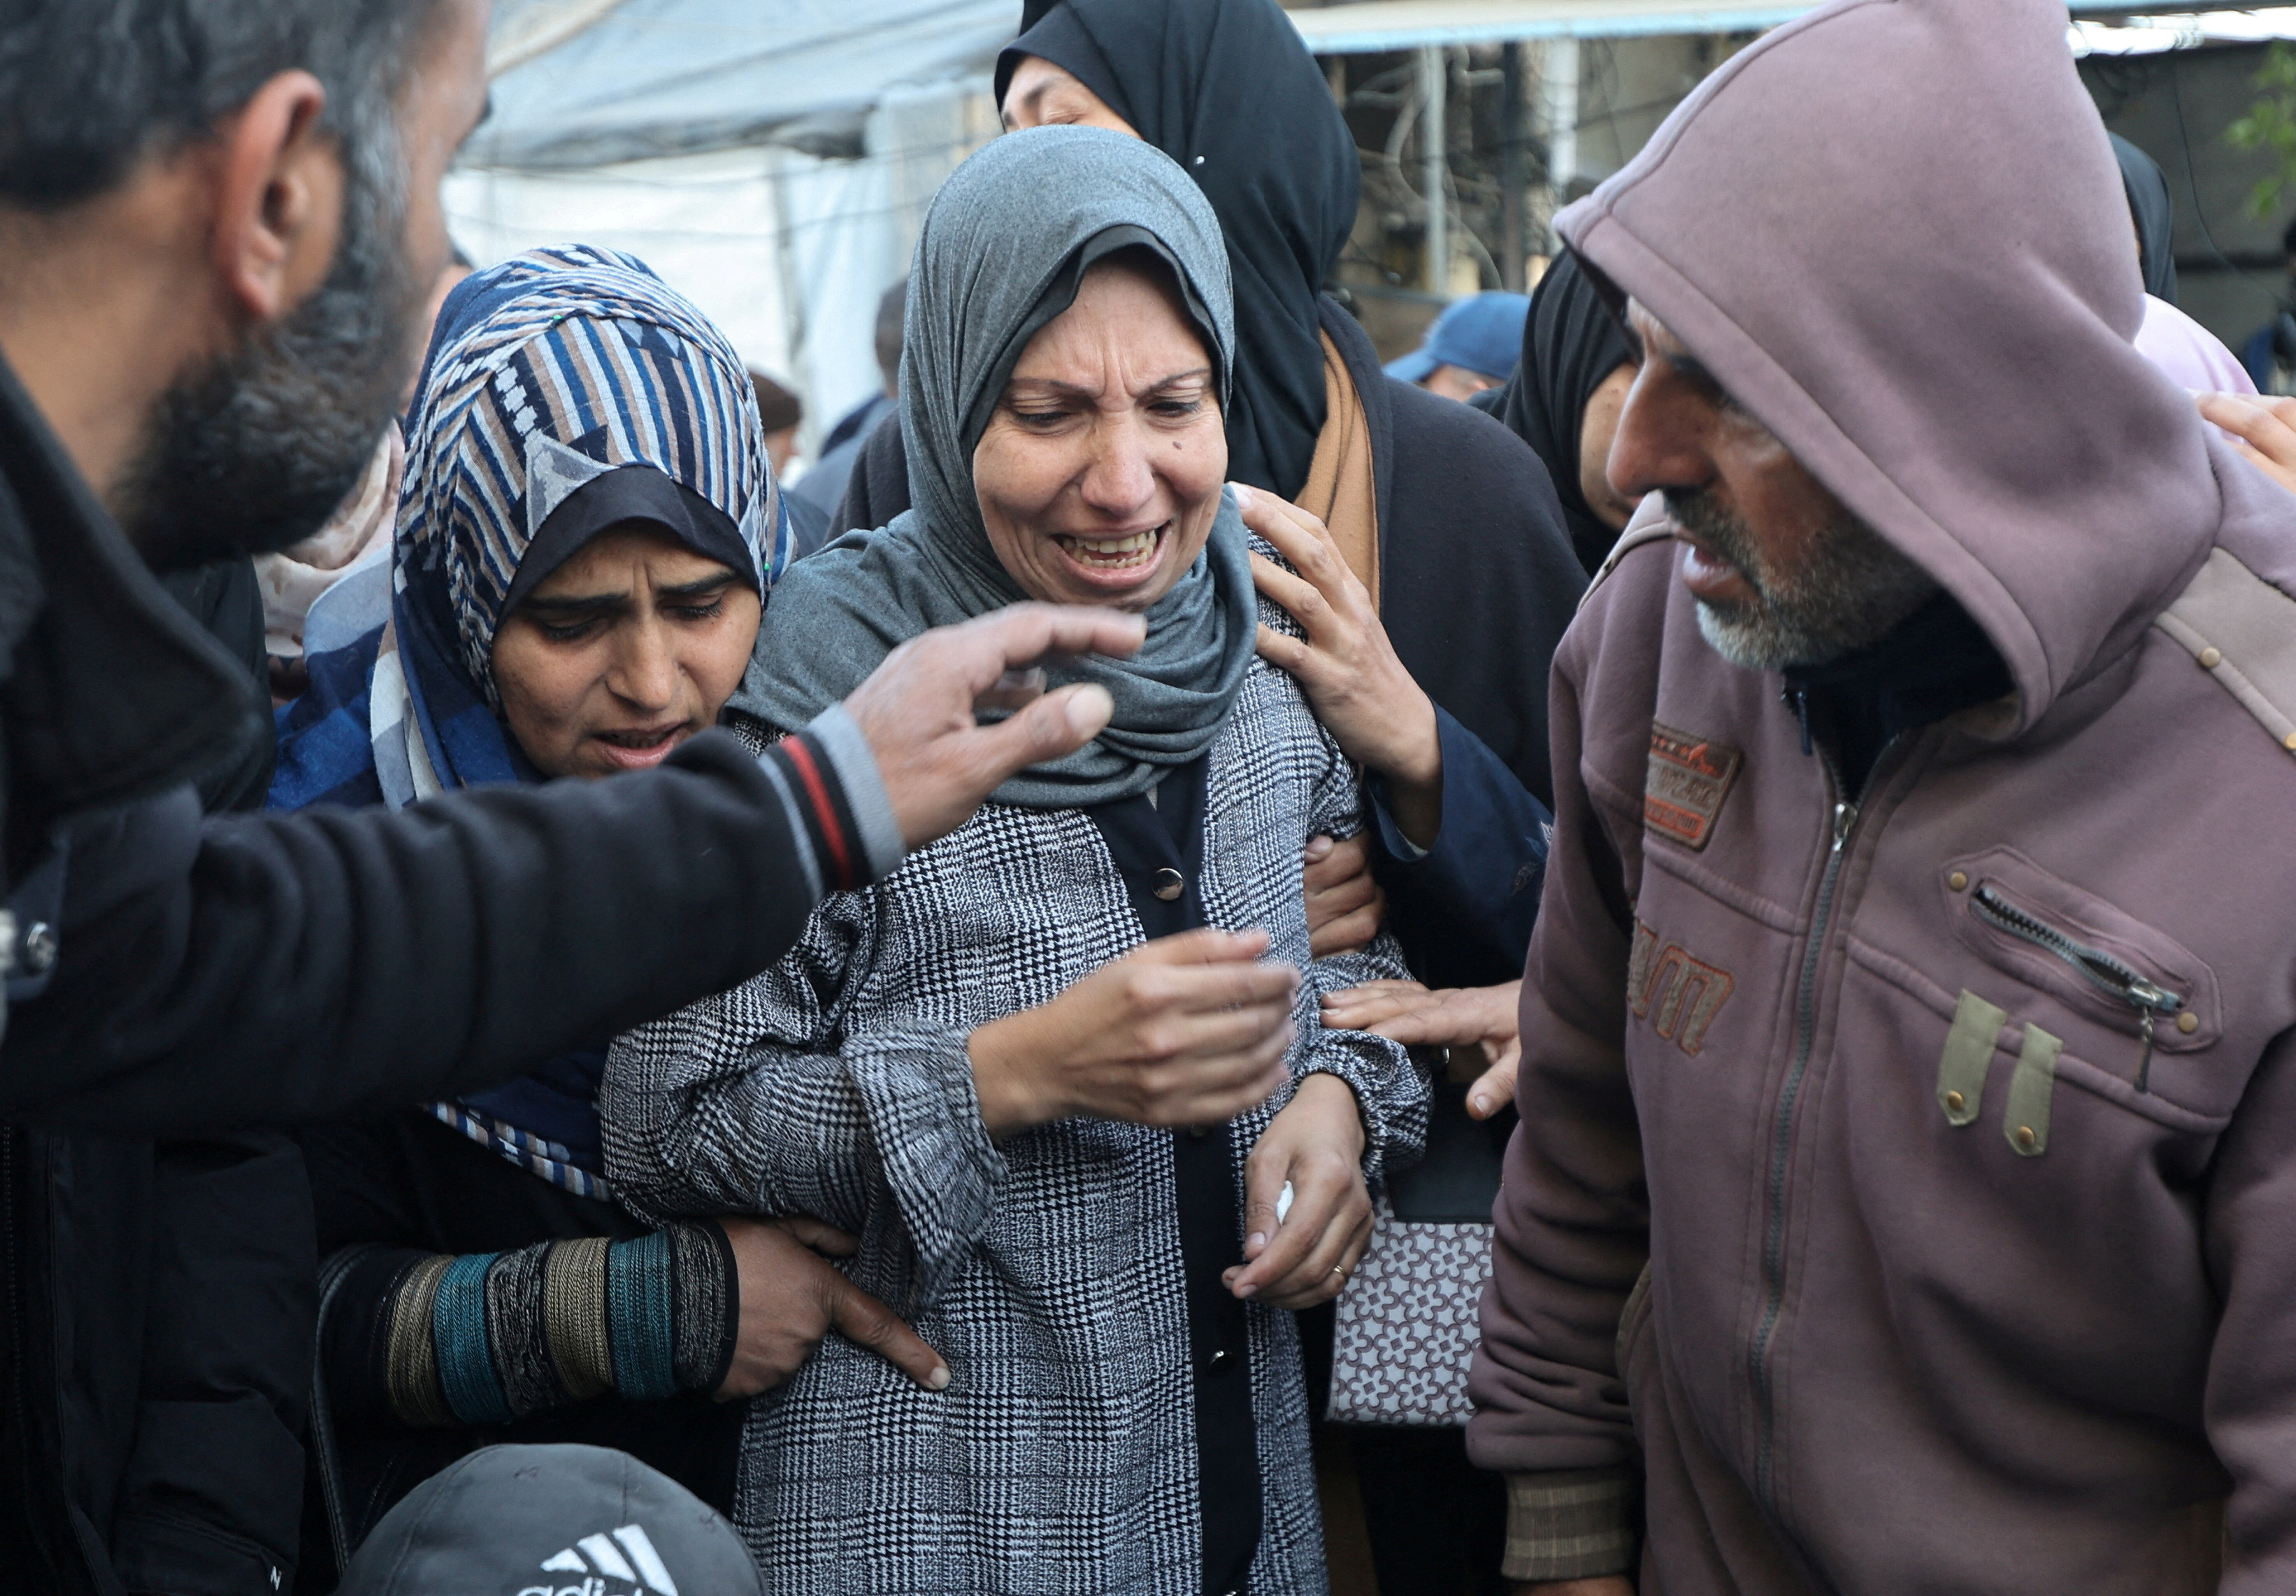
2126;977;2177;1095
1831;800;1858;853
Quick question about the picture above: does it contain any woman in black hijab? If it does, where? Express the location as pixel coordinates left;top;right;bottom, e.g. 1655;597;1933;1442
1485;251;1643;575
2111;132;2178;305
994;0;1353;497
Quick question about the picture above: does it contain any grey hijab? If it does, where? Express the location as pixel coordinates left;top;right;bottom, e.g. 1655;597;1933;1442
737;125;1254;808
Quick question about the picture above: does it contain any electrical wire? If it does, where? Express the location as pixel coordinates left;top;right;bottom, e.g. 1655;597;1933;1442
2164;46;2287;313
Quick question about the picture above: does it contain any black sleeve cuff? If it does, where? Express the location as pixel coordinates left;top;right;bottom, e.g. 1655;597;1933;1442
668;1220;741;1396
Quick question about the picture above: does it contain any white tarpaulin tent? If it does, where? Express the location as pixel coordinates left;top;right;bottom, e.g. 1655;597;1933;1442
445;0;1010;460
450;0;2187;460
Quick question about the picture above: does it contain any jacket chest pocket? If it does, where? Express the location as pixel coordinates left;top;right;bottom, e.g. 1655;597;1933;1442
1930;846;2228;1141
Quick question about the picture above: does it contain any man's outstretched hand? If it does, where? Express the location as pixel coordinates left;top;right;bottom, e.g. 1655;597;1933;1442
843;604;1146;850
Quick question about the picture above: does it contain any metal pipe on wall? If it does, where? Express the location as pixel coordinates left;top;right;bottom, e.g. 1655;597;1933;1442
1499;41;1526;292
1418;44;1448;294
1541;37;1580;252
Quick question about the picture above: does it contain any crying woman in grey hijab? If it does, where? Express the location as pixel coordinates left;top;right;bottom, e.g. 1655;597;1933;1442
600;126;1428;1592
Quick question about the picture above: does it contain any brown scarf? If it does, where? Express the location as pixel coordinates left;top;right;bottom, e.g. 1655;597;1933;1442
1294;329;1381;607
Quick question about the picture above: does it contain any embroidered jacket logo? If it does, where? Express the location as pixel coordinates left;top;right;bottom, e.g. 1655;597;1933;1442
517;1524;679;1596
1629;920;1735;1056
1645;722;1742;850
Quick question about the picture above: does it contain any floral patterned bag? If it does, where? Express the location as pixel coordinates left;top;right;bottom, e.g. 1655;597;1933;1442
1326;1054;1508;1427
1327;1198;1494;1426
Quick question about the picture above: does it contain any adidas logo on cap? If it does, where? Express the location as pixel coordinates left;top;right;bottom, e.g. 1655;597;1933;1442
517;1524;679;1596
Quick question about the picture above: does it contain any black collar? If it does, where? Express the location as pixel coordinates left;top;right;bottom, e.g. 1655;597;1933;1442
1783;591;2012;800
0;348;263;859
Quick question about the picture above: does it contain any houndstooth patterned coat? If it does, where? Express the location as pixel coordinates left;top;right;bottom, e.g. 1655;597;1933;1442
601;611;1428;1596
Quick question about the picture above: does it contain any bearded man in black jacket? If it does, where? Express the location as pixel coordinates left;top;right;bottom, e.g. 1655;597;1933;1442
0;2;1173;1589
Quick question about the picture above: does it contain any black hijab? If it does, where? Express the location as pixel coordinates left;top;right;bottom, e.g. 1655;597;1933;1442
2111;132;2178;306
1489;251;1637;576
997;0;1357;499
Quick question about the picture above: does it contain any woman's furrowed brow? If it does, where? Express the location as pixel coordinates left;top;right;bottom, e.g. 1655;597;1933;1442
522;571;734;613
1138;367;1213;397
1004;369;1211;402
518;589;630;616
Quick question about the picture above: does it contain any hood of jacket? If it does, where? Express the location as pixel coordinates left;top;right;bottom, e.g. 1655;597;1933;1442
1555;0;2287;738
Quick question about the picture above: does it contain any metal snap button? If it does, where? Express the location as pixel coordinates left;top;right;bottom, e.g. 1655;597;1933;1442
19;921;58;977
1946;870;1969;892
2177;1011;2200;1035
1944;1090;1966;1113
2015;1125;2037;1151
2198;646;2223;669
1152;867;1184;902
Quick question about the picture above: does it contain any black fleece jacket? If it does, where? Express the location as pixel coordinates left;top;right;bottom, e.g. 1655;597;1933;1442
0;349;890;1592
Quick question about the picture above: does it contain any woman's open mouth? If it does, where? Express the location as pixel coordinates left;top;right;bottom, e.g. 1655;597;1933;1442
1052;521;1169;580
590;722;688;770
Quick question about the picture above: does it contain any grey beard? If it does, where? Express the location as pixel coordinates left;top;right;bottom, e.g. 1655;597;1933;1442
116;142;419;571
1671;488;1938;671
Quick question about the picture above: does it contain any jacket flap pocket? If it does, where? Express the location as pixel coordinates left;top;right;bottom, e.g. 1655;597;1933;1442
1940;846;2220;1057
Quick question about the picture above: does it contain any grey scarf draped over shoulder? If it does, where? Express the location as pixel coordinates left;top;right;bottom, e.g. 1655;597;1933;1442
735;125;1254;808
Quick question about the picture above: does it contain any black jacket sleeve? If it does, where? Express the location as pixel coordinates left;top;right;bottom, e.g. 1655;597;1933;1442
1376;376;1586;812
0;723;888;1133
1369;705;1551;990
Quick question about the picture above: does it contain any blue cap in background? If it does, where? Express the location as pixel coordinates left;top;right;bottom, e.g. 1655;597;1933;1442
1385;291;1531;383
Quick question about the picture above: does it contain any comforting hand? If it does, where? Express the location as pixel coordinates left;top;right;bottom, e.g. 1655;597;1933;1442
715;1216;949;1399
1238;485;1444;849
1303;833;1385;958
1321;978;1522;1119
966;927;1299;1138
843;603;1146;850
2196;392;2296;497
1222;1072;1373;1308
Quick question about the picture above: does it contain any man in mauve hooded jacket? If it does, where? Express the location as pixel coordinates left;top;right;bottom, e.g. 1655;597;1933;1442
1467;1;2296;1592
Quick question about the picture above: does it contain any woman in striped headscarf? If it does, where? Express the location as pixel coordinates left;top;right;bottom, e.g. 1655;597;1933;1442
272;246;944;1563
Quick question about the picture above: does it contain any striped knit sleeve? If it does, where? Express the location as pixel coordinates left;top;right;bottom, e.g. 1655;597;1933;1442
318;1224;739;1429
1499;1469;1639;1583
754;706;906;895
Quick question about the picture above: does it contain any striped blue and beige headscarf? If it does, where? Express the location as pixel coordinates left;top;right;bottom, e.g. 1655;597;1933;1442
272;244;790;813
272;246;788;1193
